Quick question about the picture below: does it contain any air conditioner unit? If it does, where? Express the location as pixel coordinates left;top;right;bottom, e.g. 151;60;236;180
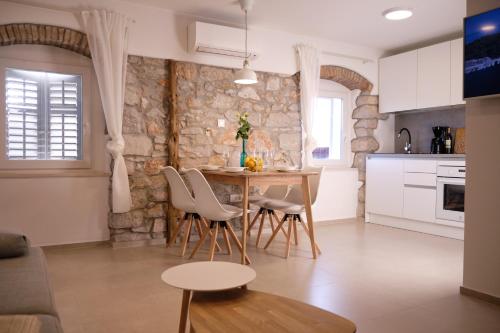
187;21;257;60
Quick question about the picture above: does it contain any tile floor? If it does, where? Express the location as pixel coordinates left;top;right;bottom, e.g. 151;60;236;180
44;219;500;333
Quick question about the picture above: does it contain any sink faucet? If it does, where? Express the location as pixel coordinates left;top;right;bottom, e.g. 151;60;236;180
398;128;412;154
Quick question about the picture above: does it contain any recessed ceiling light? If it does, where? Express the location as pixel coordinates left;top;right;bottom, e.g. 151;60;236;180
383;7;413;21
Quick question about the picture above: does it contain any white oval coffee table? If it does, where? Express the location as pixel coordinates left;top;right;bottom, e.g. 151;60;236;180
161;261;256;333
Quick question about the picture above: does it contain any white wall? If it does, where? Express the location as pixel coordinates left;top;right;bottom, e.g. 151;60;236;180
0;177;109;246
0;44;109;246
313;168;359;222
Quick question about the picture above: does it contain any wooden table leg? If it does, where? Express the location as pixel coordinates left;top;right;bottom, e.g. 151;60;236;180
241;178;249;265
179;289;191;333
302;176;317;259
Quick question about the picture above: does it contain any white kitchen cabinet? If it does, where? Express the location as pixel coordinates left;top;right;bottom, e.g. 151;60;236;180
450;38;465;105
417;41;451;109
366;157;404;217
379;50;418;113
403;186;437;223
404;160;437;173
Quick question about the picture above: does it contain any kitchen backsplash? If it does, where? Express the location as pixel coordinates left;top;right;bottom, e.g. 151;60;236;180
394;106;465;154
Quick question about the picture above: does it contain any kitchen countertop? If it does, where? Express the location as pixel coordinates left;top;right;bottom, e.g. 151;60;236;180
368;153;465;159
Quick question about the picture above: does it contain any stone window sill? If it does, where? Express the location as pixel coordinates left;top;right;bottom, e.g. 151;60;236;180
0;170;110;179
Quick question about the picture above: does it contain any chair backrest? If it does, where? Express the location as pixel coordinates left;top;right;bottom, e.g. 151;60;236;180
163;166;196;213
263;185;289;200
185;168;233;221
284;167;324;206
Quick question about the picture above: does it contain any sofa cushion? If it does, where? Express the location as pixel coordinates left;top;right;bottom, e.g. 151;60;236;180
0;247;58;318
0;232;29;259
0;314;62;333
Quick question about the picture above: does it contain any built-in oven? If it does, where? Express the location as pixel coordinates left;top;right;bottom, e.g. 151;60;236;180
436;163;465;223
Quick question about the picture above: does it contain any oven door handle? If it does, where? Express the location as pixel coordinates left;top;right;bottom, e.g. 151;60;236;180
437;177;465;185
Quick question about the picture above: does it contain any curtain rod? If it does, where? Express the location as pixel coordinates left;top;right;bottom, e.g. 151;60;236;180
321;51;374;64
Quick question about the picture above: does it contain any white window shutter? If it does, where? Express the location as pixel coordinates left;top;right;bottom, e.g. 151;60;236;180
5;74;40;159
48;79;81;160
4;68;82;161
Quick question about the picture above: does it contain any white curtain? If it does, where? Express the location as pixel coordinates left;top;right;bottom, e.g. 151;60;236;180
296;44;320;167
81;10;132;213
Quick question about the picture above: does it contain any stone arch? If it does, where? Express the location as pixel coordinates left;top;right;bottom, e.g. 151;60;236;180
0;23;91;58
318;65;385;217
320;65;373;93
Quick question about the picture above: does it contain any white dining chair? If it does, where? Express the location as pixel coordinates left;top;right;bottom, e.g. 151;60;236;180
247;185;289;247
185;168;252;264
262;167;324;258
163;166;220;256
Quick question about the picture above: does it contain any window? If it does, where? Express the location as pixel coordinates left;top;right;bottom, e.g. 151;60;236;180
0;58;91;169
5;68;82;160
311;88;350;166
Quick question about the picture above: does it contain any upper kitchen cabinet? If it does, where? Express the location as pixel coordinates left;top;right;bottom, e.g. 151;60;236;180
450;38;465;105
379;38;464;113
379;50;418;113
417;41;451;109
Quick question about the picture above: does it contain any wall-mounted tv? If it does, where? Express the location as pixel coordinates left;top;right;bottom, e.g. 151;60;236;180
464;7;500;99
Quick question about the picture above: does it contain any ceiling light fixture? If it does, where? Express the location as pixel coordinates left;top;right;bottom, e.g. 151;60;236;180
234;0;257;85
382;7;413;21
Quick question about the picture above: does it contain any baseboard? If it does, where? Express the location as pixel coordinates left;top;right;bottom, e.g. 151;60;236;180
460;286;500;306
42;240;110;250
366;213;464;240
111;238;166;249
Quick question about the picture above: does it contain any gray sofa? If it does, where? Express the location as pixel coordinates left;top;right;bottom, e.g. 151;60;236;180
0;234;63;333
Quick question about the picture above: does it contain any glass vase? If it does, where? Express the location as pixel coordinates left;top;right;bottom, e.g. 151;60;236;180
240;138;248;167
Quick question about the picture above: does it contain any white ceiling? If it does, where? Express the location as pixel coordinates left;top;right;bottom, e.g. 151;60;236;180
8;0;466;51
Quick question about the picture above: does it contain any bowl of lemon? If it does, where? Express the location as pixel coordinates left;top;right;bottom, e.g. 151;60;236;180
244;156;264;172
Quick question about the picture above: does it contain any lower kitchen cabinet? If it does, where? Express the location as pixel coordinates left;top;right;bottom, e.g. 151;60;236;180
403;186;436;223
366;157;404;218
365;155;465;240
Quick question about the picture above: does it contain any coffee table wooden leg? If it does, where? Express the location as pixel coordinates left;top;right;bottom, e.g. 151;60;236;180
302;176;317;259
179;289;191;333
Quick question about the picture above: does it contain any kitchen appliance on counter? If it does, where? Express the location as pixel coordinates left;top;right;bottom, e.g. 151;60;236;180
431;126;449;154
436;161;465;223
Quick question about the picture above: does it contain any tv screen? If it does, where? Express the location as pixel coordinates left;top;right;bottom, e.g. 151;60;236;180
464;7;500;99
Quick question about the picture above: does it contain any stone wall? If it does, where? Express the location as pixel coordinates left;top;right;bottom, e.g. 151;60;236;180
108;57;385;243
175;62;302;204
109;56;170;243
351;94;386;217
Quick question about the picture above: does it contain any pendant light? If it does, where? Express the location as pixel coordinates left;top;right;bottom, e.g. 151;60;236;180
234;0;258;85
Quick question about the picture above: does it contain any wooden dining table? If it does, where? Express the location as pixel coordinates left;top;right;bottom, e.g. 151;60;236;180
201;169;319;265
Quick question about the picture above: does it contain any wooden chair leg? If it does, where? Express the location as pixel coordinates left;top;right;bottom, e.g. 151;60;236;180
268;210;276;233
298;218;322;254
255;209;267;247
222;226;232;255
226;223;252;264
168;213;187;247
194;218;203;239
180;215;193;257
247;208;263;235
271;211;289;238
264;214;288;249
200;217;222;252
208;223;219;261
285;216;293;258
189;222;212;259
293;217;299;245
